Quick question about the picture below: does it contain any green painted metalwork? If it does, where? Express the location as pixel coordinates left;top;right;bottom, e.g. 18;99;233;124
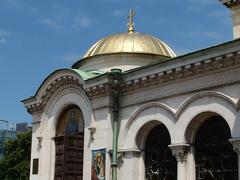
71;69;104;80
110;69;122;180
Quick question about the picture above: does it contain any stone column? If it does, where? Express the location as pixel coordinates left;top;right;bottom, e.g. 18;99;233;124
169;144;190;180
229;138;240;180
188;145;195;180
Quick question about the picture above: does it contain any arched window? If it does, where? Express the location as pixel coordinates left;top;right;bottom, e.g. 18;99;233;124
195;116;238;180
145;124;177;180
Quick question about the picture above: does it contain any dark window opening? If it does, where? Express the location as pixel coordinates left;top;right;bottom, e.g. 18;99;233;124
32;158;39;175
145;124;177;180
195;116;238;180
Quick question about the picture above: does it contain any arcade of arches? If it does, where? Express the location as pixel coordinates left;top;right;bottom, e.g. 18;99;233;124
52;106;239;180
142;115;238;180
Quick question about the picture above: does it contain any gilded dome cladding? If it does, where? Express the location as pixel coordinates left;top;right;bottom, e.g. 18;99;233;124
83;32;176;59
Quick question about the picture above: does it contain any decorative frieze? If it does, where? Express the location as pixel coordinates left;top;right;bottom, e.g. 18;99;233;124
85;51;240;98
85;83;111;98
27;103;44;114
120;51;240;94
26;75;83;114
26;51;240;109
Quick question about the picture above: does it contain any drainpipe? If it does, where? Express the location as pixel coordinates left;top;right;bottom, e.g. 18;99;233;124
110;69;122;180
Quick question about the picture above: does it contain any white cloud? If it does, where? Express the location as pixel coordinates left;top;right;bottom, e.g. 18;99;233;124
39;18;62;29
0;30;10;44
113;9;127;17
62;53;82;62
204;32;222;39
96;0;126;2
73;17;93;29
208;10;231;26
223;16;231;26
187;0;216;5
0;37;7;44
188;31;222;39
0;30;10;37
0;0;22;8
30;8;39;14
153;18;167;25
209;10;228;18
174;48;193;56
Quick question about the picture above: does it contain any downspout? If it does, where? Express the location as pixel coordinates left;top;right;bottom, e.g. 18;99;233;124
110;69;122;180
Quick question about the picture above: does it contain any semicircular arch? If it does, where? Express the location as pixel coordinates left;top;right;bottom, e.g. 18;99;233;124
121;102;176;149
174;95;240;144
176;91;237;119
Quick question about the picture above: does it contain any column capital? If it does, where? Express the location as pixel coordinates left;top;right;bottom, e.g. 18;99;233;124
229;138;240;154
168;143;190;163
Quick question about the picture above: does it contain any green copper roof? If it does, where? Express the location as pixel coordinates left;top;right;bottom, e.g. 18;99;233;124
71;69;104;80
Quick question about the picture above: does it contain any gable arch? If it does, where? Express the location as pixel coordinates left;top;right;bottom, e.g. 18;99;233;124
121;102;176;149
22;69;88;115
35;69;86;99
38;87;93;180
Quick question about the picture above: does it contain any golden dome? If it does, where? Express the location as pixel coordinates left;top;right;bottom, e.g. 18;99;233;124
83;32;176;59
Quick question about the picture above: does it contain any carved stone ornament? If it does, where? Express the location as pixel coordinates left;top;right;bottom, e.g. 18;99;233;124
26;75;83;114
121;51;240;94
229;138;240;154
168;144;190;163
85;83;111;98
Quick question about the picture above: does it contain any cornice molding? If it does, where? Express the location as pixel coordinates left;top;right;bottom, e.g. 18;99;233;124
121;51;240;94
87;51;240;98
25;75;83;114
85;83;112;98
25;51;240;113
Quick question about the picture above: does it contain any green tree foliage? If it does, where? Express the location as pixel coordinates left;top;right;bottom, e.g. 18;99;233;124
0;131;31;180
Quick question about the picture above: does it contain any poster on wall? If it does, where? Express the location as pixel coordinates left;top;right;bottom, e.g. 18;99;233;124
91;148;106;180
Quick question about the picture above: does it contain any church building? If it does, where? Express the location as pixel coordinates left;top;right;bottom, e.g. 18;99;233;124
23;0;240;180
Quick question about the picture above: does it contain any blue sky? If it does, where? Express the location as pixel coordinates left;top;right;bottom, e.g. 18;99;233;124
0;0;232;126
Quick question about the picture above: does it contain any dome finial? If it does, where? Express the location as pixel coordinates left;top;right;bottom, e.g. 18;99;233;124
127;9;136;33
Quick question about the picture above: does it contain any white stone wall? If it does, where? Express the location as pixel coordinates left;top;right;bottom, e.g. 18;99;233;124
26;40;240;180
118;83;240;180
28;73;240;180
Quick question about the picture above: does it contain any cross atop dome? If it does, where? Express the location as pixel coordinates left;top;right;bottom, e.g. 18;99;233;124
127;9;136;32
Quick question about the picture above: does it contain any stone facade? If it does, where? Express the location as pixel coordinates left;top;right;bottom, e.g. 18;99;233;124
22;37;240;180
22;2;240;179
